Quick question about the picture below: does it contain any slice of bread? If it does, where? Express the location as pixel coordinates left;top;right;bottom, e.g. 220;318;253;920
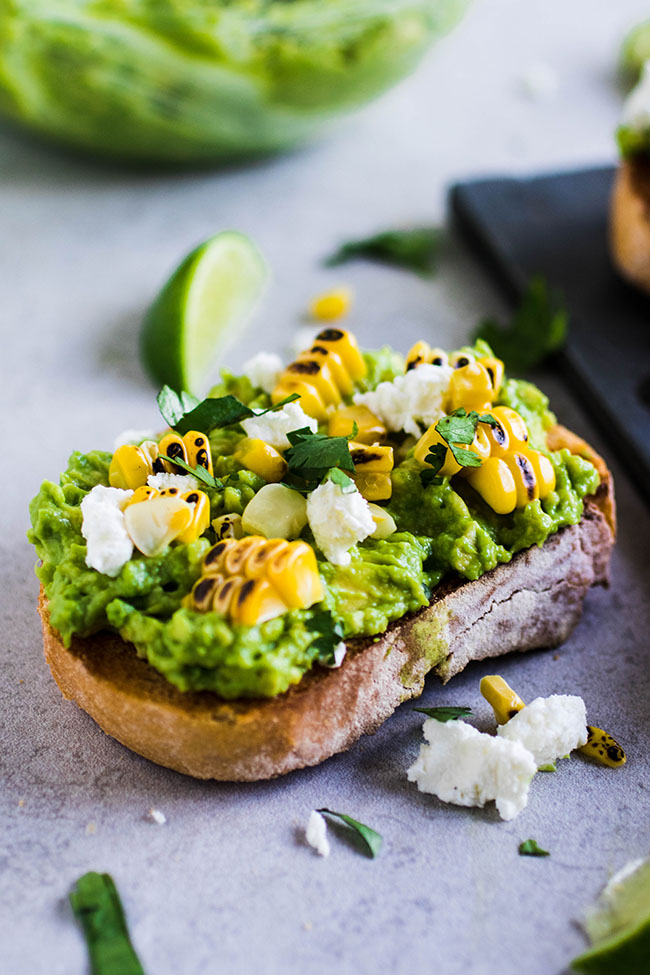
610;157;650;294
38;425;615;782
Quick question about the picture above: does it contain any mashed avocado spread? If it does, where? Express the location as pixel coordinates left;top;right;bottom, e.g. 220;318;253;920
28;342;599;698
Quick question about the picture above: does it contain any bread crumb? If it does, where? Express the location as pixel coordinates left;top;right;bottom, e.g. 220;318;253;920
17;799;25;808
148;808;166;825
85;821;97;835
553;654;560;661
18;679;24;684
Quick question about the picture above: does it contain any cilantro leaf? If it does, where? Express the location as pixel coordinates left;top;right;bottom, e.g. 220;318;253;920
419;409;496;484
157;386;199;428
473;276;567;372
518;839;550;857
285;428;355;489
325;227;442;275
70;872;145;975
317;809;383;859
448;445;482;468
413;706;473;722
309;610;344;665
158;387;300;437
160;455;223;490
327;468;356;492
436;409;477;446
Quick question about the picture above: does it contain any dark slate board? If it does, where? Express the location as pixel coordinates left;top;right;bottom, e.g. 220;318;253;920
451;166;650;505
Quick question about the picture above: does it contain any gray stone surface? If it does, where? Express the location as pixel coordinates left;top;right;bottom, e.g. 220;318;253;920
2;1;649;973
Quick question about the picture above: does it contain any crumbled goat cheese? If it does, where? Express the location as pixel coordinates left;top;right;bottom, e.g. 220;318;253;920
354;363;453;438
306;811;330;857
147;471;200;492
148;808;167;825
243;351;283;394
241;401;317;450
80;485;134;577
408;719;537;821
306;479;375;566
112;428;156;450
497;695;588;768
622;60;650;133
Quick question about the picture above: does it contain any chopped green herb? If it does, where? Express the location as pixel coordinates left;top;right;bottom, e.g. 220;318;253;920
325;227;442;275
157;386;199;428
413;706;473;722
538;762;557;773
327;468;356;492
419;444;447;484
285;428;355;489
419;409;496;486
309;610;345;665
69;872;145;975
159;455;223;490
473;276;567;372
317;809;382;858
518;839;550;857
158;387;300;437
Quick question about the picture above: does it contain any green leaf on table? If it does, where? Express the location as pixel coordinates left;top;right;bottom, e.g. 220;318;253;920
325;227;442;275
317;809;383;858
285;428;355;489
413;706;473;722
69;872;145;975
160;455;223;490
473;276;567;372
518;838;550;857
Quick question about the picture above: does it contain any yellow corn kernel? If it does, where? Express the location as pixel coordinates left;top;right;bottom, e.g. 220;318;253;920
234;438;288;483
521;448;556;499
231;577;290;626
176;490;210;544
212;576;246;618
189;573;224;612
244;539;289;579
157;433;188;473
429;347;449;367
271;379;328;422
305;344;354;396
183;430;213;476
211;513;243;541
469;425;492;462
447;361;495;413
367;503;397;539
349;441;394;473
328;405;386;444
480;414;510;457
449;350;475;369
109;444;153;490
465;457;517;514
479;356;504;395
491;406;529;447
124;497;193;557
286;357;342;406
202;537;239;575
502;451;539;507
480;675;526;724
578;726;627;768
223;536;268;576
414;427;461;477
266;541;323;609
405;340;432;372
353;472;392;501
313;328;366;381
125;485;158;506
309;287;352;322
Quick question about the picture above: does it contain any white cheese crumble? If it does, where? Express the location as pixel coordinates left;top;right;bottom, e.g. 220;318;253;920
241;401;317;451
353;362;453;438
112;428;156;450
80;485;134;577
243;351;283;394
148;808;167;825
306;479;375;566
497;694;588;768
147;471;200;492
407;719;537;821
622;60;650;133
306;810;330;857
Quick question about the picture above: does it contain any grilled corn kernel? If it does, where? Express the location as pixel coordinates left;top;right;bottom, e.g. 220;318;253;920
313;328;366;381
224;536;267;576
449;350;475;369
235;438;288;483
157;433;188;473
429;347;449;367
183;430;213;476
520;448;556;499
306;344;354;396
328;405;386;444
125;485;158;506
480;415;510;457
405;340;432;372
211;513;243;541
244;539;288;579
502;451;539;507
266;541;323;609
465;457;517;514
202;538;238;574
478;356;504;394
175;490;210;544
491;406;529;447
367;503;397;539
414;427;461;476
353;472;392;501
480;675;526;724
212;577;246;618
578;726;627;768
309;287;351;322
349;441;394;473
447;361;495;413
124;496;193;557
272;379;328;422
286;357;341;405
189;573;224;612
109;444;153;490
232;577;289;626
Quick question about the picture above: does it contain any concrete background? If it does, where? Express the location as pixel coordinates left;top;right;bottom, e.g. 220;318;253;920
2;1;649;972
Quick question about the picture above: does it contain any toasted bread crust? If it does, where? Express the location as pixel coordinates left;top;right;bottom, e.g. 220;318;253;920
38;427;615;781
610;157;650;294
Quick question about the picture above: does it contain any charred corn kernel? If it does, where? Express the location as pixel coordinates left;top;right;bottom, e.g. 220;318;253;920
480;414;510;457
175;490;210;544
224;535;268;576
244;539;288;579
109;444;153;490
429;347;449;367
212;576;246;618
367;503;397;539
349;441;394;473
211;513;243;541
202;538;239;574
478;356;504;394
449;350;475;369
491;406;529;447
469;425;491;462
306;344;354;396
286;357;341;405
157;433;188;473
159;486;181;497
235;438;288;482
502;451;539;507
406;340;432;371
447;361;495;413
183;430;213;476
353;472;392;501
466;457;517;514
480;675;525;725
124;496;193;557
520;448;556;499
578;726;627;768
313;328;366;381
266;541;323;609
328;404;386;444
309;287;351;322
414;427;461;476
232;577;290;626
125;485;158;506
272;379;328;422
188;573;224;612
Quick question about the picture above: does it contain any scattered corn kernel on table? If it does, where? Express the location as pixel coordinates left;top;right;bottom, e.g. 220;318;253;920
2;2;649;973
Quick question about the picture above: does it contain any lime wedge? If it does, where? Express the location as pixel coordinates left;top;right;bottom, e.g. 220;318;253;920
571;858;650;973
140;231;267;394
